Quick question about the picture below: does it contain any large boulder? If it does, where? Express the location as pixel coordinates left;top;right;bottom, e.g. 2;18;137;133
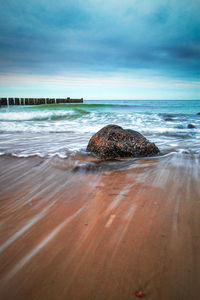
87;125;160;158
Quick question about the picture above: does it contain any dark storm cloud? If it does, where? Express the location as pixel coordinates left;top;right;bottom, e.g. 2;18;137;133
165;45;200;59
0;0;199;79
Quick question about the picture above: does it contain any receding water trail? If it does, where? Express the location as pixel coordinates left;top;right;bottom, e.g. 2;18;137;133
3;207;84;282
106;183;133;212
0;200;56;254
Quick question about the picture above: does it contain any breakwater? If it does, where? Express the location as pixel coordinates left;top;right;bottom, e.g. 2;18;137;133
0;97;83;106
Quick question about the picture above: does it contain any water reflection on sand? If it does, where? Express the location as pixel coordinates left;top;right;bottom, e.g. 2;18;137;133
0;153;200;299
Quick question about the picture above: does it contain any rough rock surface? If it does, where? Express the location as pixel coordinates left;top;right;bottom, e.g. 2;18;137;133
87;125;160;158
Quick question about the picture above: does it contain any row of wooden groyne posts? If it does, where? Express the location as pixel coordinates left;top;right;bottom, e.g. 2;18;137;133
0;97;83;106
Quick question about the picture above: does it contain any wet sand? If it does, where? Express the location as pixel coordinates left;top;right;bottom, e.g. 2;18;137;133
0;154;200;300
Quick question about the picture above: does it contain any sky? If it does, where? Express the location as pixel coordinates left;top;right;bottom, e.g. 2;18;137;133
0;0;199;100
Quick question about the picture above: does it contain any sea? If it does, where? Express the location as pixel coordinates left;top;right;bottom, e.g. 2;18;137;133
0;100;199;159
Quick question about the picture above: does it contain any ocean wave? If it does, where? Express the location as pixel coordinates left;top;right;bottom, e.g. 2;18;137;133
0;100;199;158
0;109;90;122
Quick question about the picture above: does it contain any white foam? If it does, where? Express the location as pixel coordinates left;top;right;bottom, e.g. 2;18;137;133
0;110;73;121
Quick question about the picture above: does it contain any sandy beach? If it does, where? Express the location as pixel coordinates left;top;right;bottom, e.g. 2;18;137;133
0;153;200;300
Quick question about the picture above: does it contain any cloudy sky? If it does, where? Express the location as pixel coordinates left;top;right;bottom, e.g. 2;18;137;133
0;0;199;99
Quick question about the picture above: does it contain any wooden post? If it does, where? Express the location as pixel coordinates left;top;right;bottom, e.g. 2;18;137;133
29;98;34;105
9;98;14;105
47;98;55;104
15;98;20;105
69;98;83;103
0;98;7;105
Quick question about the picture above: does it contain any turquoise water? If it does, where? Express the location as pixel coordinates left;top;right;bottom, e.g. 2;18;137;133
0;100;199;157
